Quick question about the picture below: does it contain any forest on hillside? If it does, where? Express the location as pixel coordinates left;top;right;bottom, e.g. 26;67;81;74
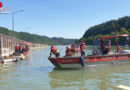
79;16;130;45
0;27;75;45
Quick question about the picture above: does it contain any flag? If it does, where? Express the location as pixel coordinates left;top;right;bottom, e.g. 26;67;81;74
0;2;2;8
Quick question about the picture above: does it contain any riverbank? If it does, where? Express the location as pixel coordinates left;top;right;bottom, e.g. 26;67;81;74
32;44;48;50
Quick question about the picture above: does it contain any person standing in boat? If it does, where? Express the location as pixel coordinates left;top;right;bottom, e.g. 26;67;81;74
23;44;29;52
71;43;76;55
49;46;60;57
100;40;106;55
15;44;20;52
107;40;111;52
14;44;20;55
65;46;72;56
19;44;24;53
116;43;122;53
80;40;86;56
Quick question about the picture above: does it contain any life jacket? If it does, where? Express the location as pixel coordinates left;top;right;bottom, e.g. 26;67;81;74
15;45;19;51
66;47;72;56
51;46;58;54
25;45;29;51
75;48;79;52
71;48;77;52
107;43;111;52
116;44;122;52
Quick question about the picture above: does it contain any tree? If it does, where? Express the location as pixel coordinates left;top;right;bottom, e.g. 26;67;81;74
120;27;128;34
79;16;130;45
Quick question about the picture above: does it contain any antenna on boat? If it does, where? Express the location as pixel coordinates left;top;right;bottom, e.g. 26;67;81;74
125;36;129;49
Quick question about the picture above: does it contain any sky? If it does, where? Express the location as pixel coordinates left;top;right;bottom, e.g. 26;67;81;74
0;0;130;39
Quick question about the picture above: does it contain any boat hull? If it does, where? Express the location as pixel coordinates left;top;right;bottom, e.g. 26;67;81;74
23;51;32;55
48;54;130;68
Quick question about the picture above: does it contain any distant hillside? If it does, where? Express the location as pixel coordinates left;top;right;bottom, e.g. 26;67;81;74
51;37;75;45
80;16;130;45
0;27;75;45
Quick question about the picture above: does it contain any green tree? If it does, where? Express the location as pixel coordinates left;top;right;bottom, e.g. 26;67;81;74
120;27;128;34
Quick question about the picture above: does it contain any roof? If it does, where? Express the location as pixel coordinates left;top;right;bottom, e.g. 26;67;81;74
20;42;32;45
97;34;128;40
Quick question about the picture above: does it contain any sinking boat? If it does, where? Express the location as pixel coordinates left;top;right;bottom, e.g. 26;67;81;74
48;34;130;68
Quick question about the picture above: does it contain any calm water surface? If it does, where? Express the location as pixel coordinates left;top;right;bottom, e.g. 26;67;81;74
0;46;130;90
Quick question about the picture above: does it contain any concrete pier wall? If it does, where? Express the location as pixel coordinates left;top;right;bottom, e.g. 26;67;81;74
0;34;23;58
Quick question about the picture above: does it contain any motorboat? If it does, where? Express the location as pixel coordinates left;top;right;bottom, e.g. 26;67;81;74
48;34;130;68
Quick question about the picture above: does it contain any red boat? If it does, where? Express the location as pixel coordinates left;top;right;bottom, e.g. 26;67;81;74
48;34;130;68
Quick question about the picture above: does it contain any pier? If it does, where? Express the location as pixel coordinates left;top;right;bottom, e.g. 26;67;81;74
0;34;48;62
0;34;23;59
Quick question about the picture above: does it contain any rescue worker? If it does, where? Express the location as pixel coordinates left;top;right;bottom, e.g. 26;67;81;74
23;45;29;52
116;44;122;53
107;40;111;52
71;43;76;55
65;46;72;56
102;47;108;55
14;44;20;55
49;46;60;57
15;44;20;53
80;40;86;56
100;40;106;55
19;44;23;53
71;43;75;48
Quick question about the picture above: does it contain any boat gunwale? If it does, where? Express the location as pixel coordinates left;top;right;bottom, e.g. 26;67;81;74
48;53;130;59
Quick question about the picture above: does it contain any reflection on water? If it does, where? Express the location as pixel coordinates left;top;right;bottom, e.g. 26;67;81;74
0;63;17;86
49;64;130;90
0;46;130;90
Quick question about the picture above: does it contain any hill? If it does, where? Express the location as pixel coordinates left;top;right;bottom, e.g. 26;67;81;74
0;27;75;45
80;16;130;45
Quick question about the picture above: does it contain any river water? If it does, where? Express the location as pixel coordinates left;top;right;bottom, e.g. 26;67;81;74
0;46;130;90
